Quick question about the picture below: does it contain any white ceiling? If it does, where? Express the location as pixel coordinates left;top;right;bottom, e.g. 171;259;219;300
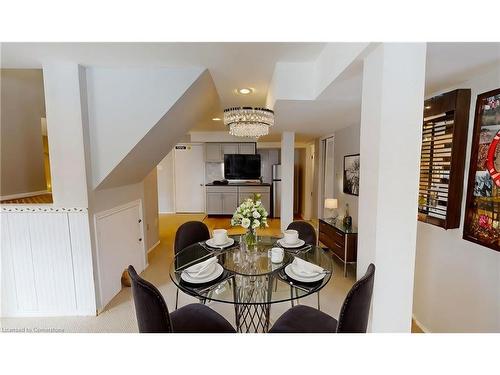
0;42;324;109
2;42;499;142
425;42;500;95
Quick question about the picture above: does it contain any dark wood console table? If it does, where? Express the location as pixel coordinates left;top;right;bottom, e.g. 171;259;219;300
319;218;358;277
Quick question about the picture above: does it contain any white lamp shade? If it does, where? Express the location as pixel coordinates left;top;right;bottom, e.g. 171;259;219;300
325;198;338;209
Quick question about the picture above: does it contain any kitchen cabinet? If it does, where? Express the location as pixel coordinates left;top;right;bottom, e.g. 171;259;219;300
204;142;256;162
206;186;239;215
205;143;222;162
222;143;239;156
206;185;271;215
238;143;256;154
206;192;223;214
238;186;271;215
222;192;238;215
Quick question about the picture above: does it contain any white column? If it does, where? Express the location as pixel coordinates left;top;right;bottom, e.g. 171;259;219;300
280;131;295;232
43;64;89;207
357;43;426;332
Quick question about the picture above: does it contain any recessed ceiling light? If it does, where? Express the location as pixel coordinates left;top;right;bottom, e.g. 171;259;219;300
237;87;253;95
212;117;221;121
425;106;431;109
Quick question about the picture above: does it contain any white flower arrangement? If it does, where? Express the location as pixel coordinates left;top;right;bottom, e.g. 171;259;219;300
231;193;269;231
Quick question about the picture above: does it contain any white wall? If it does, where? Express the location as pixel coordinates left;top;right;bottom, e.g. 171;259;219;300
190;131;255;143
334;123;360;226
1;69;47;197
85;67;204;188
413;65;500;333
281;132;295;231
43;64;89;207
157;150;175;213
143;168;159;251
358;43;426;332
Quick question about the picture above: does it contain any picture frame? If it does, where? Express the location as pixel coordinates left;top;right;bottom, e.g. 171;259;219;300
463;88;500;252
343;153;360;196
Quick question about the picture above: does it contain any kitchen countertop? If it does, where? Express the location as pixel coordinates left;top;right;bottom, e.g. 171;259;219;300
205;182;271;186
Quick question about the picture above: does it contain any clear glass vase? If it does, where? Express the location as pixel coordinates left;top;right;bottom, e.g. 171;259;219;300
244;228;257;250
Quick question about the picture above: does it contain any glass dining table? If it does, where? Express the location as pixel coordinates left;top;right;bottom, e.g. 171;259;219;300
169;235;334;333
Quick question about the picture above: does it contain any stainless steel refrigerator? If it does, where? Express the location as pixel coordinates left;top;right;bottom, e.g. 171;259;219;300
272;164;281;217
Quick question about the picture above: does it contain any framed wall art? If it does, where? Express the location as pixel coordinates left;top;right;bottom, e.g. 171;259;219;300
343;154;360;196
463;88;500;252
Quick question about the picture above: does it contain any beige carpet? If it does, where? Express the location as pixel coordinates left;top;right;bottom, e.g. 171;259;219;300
1;214;356;333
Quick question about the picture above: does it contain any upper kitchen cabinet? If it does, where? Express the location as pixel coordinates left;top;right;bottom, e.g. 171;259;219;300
238;143;256;155
205;143;223;162
205;142;256;162
222;143;239;155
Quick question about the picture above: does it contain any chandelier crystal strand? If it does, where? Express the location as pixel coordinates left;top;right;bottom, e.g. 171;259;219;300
224;107;274;138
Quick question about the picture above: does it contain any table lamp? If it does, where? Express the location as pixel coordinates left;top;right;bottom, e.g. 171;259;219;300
324;198;338;221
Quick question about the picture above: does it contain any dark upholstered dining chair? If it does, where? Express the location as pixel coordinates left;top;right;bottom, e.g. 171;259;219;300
286;221;320;309
269;263;375;333
128;266;235;333
287;221;317;246
174;221;211;309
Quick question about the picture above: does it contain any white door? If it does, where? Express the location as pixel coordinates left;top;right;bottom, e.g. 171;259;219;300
96;201;145;309
175;144;206;212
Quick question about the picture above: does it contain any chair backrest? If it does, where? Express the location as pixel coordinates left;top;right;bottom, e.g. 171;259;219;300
336;263;376;333
128;265;173;333
174;221;210;254
287;221;317;246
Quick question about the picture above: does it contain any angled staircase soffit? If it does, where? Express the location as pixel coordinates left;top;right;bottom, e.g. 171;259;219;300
94;70;219;190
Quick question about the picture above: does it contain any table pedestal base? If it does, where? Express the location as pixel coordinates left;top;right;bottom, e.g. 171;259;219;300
234;303;270;333
233;275;272;333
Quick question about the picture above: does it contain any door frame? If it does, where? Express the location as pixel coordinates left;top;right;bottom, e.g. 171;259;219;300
318;133;335;219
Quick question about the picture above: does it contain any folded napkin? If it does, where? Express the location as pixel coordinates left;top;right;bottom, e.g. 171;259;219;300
184;257;217;277
291;257;324;276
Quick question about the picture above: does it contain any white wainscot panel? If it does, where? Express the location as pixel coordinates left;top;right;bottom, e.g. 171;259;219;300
28;212;76;313
1;208;96;317
68;212;96;314
1;213;38;313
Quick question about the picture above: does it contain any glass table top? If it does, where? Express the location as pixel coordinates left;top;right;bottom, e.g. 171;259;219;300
169;235;333;305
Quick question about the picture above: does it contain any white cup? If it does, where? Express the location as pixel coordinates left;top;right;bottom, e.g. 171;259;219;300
271;247;284;263
283;229;299;245
213;229;228;245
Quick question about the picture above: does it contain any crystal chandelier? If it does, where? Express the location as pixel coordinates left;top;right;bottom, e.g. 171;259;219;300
223;107;274;138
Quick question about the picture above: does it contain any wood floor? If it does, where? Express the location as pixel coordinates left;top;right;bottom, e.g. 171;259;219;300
1;193;53;204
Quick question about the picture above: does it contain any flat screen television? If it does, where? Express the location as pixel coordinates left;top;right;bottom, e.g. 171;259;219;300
224;154;261;180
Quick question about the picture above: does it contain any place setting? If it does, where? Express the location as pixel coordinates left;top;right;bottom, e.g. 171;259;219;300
177;255;233;293
278;256;331;291
275;229;312;253
201;229;239;251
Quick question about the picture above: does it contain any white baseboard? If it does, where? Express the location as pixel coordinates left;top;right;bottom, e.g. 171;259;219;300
412;314;431;333
1;190;50;201
147;240;160;254
159;211;175;214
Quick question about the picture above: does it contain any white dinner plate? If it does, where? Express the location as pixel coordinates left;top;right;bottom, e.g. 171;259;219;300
181;263;224;284
284;264;325;283
184;263;217;278
277;238;306;248
205;237;235;249
292;263;323;278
